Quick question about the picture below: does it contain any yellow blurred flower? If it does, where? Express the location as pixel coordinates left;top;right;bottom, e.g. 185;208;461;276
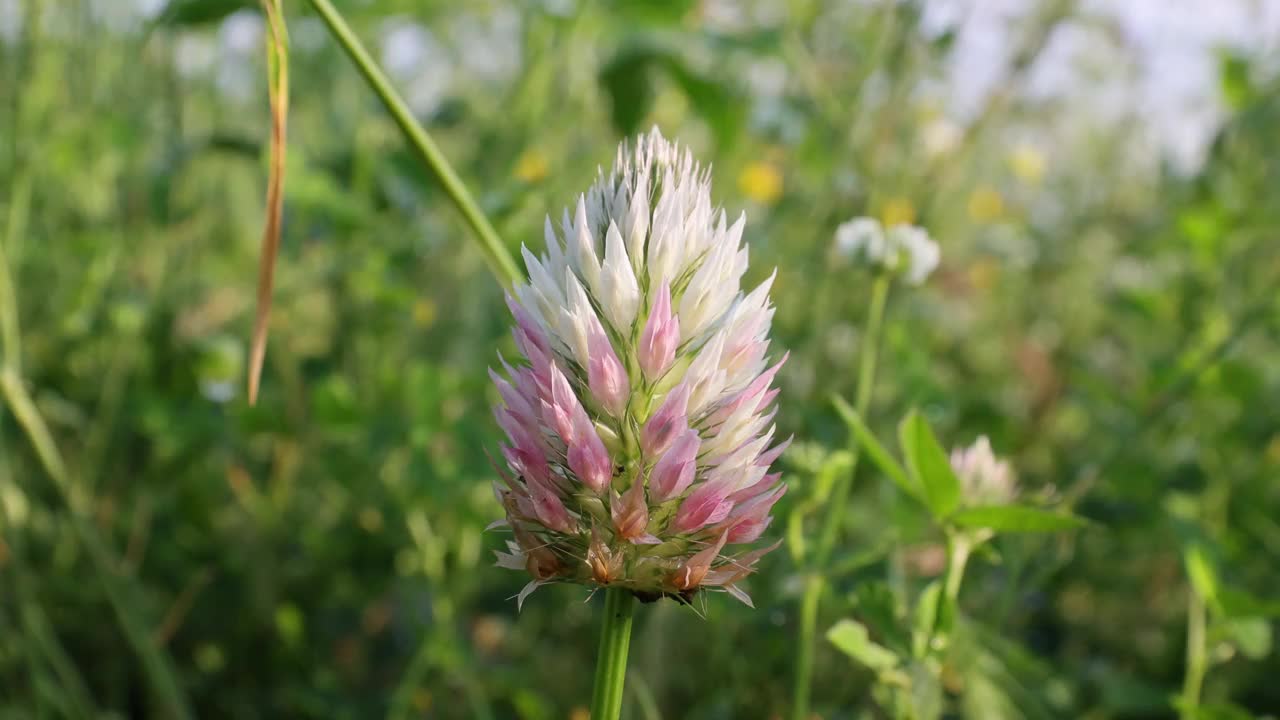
880;197;916;227
967;187;1005;223
738;161;783;205
413;298;438;328
1008;144;1046;184
569;707;590;720
514;148;549;183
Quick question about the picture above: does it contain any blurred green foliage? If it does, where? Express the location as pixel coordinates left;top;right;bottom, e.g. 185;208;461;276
1;0;1278;718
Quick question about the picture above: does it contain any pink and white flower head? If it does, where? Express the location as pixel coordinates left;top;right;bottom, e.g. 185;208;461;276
950;435;1017;506
490;128;788;607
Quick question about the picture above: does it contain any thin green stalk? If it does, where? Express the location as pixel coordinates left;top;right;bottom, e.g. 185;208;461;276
590;587;636;720
1180;583;1207;720
304;0;522;289
0;175;30;371
934;533;972;645
942;536;970;609
793;274;892;720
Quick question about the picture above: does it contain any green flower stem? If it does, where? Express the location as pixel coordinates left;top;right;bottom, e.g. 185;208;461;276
304;0;523;289
590;587;637;720
934;533;972;645
793;274;892;720
942;535;971;611
1180;582;1208;720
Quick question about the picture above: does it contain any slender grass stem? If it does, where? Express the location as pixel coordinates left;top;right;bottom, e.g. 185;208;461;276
792;274;891;720
590;587;636;720
304;0;522;289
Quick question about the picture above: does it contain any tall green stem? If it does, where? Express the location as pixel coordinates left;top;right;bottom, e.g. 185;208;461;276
1180;583;1207;720
935;533;972;644
941;536;971;610
304;0;522;289
793;275;891;720
590;587;636;720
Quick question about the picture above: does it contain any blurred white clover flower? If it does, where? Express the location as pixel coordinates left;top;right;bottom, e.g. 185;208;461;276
949;436;1017;506
833;217;940;285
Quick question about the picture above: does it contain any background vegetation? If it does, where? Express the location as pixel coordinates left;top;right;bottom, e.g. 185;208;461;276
1;0;1278;717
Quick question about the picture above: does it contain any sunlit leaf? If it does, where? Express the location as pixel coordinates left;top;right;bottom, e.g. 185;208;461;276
911;580;942;659
1224;616;1272;660
898;410;960;519
950;505;1087;533
831;395;919;501
1183;541;1220;608
827;619;901;672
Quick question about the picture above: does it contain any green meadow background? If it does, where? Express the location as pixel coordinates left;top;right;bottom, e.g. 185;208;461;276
1;0;1278;717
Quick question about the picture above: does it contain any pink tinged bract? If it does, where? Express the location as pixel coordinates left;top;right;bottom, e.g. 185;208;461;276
506;294;549;356
544;363;586;444
729;471;782;504
527;473;576;534
586;321;630;418
754;436;793;469
611;471;654;543
706;352;787;427
566;412;613;493
673;480;736;534
671;531;729;591
649;428;701;502
638;281;680;382
721;483;787;543
641;382;690;457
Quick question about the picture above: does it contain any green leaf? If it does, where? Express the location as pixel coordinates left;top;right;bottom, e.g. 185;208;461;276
898;410;961;519
852;582;912;657
1219;587;1280;619
909;661;944;720
1219;52;1253;111
950;505;1087;533
1173;700;1256;720
598;48;657;137
812;450;853;504
911;580;942;659
153;0;253;26
827;619;901;673
1224;616;1272;660
661;59;744;148
831;396;919;501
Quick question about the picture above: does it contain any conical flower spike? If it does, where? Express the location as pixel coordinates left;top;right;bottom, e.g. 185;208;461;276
489;128;789;604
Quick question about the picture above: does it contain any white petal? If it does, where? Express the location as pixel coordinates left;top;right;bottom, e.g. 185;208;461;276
515;580;545;612
599;222;641;332
569;196;601;292
724;584;755;608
